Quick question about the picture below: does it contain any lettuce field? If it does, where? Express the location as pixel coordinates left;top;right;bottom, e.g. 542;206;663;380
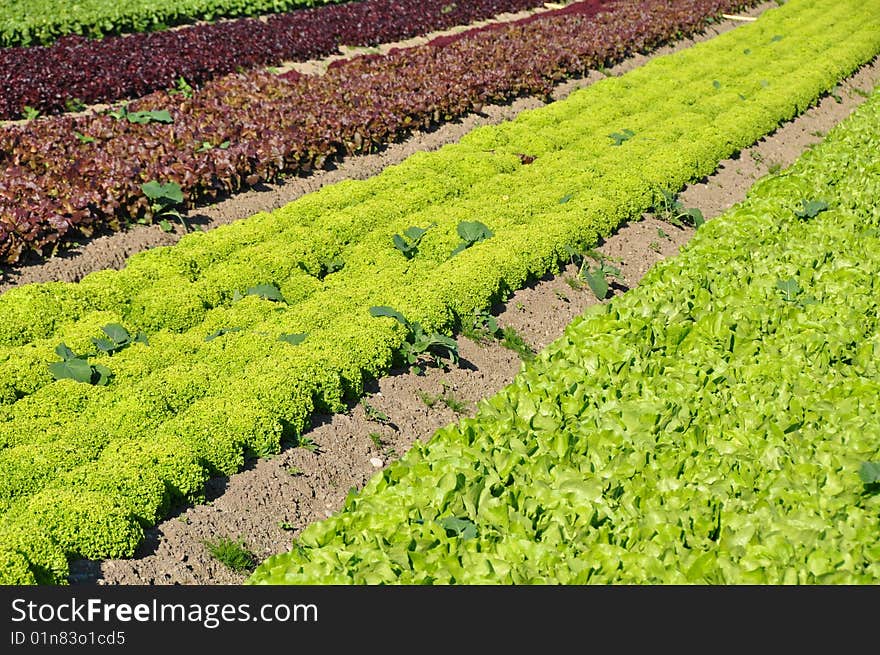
1;0;879;585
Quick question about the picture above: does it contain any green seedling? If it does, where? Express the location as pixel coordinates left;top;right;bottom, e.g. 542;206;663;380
278;332;308;346
361;400;392;426
608;128;635;146
204;537;256;573
393;224;434;259
767;161;783;175
859;462;880;494
65;97;86;113
657;227;670;240
317;255;345;280
461;309;500;344
554;289;570;302
417;390;439;409
232;283;287;304
297;435;320;453
49;323;145;386
22;105;40;120
169;76;194;98
440;392;468;415
420;382;469;414
562;243;587;268
776;278;817;308
141;180;188;231
500;326;535;362
649;241;662;253
579;253;625;300
287;466;303;477
107;104;128;120
369;306;459;374
654;189;705;228
438;516;478;540
279;521;296;531
91;323;148;355
793;199;828;220
49;343;111;386
74;132;95;144
127;109;173;124
451;220;493;257
196;140;230;152
368;432;384;448
204;326;243;342
298;256;345;280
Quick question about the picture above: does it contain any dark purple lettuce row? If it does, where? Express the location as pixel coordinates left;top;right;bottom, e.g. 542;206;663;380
0;0;760;266
0;0;551;120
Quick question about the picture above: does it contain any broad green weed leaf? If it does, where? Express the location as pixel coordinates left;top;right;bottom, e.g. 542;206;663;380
686;208;705;227
859;462;880;485
54;342;76;361
608;129;635;146
583;269;609;299
404;226;428;241
205;327;243;342
91;364;112;386
141;181;184;204
369;306;410;328
794;199;829;219
393;234;413;257
322;257;345;274
245;284;286;303
457;220;493;244
91;337;117;353
776;278;802;302
49;358;93;384
279;333;308;346
102;323;131;345
439;517;478;540
127;109;173;124
452;221;493;256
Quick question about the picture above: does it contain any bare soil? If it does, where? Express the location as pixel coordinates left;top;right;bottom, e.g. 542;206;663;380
60;6;880;585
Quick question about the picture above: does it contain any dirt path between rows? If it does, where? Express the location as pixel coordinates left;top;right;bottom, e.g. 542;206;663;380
0;1;766;292
65;7;880;585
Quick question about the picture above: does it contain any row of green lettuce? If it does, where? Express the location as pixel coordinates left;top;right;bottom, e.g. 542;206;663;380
251;84;880;585
0;0;346;47
2;0;879;584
